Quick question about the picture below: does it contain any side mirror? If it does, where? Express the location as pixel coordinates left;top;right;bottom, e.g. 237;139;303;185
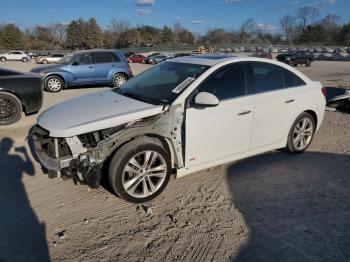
194;92;219;107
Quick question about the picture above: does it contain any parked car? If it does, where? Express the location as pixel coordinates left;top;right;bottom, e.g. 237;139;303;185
30;49;133;92
252;52;273;59
25;51;36;59
276;50;314;67
144;54;172;64
31;55;326;203
0;68;42;125
0;51;29;62
36;53;64;64
127;55;145;63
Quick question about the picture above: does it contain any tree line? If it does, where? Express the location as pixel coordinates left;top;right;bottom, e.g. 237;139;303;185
0;6;350;51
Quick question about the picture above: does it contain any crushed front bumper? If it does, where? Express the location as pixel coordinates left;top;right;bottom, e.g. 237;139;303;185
31;126;73;172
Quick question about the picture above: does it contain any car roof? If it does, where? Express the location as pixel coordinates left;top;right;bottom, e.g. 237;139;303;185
72;49;118;55
169;54;238;66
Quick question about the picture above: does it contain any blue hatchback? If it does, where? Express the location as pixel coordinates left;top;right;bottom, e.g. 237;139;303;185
31;49;133;92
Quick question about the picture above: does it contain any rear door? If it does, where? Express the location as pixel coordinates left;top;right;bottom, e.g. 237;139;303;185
68;53;95;84
92;52;120;82
248;62;294;149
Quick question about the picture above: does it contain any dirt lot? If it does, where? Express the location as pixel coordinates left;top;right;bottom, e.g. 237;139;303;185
1;59;350;261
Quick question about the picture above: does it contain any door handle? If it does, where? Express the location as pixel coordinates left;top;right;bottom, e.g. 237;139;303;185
238;110;251;116
285;99;295;103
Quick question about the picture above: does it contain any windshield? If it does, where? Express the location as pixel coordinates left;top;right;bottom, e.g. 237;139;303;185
115;61;209;105
58;53;74;64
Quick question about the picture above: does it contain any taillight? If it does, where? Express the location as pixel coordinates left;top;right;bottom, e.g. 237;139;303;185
321;87;327;98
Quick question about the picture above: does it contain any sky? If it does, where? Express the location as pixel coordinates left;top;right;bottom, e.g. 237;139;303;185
1;0;349;34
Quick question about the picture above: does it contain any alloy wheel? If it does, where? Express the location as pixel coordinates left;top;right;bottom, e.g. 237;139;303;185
292;117;314;150
122;150;167;198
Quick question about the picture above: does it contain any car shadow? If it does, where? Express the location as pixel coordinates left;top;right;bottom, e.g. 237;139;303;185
226;151;350;262
0;137;50;262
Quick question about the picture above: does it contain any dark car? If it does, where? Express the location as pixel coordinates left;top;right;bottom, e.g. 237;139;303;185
276;50;314;67
0;68;42;125
31;49;133;92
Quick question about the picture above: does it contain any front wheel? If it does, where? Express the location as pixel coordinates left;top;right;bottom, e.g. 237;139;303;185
45;76;64;92
285;112;315;153
108;138;171;203
0;57;7;62
305;60;311;67
22;57;28;62
0;92;22;125
112;73;127;88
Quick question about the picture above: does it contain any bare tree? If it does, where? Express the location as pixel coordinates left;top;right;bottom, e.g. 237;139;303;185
280;15;296;44
297;6;319;29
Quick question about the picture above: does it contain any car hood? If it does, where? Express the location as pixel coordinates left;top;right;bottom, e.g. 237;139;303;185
31;64;64;73
38;91;164;137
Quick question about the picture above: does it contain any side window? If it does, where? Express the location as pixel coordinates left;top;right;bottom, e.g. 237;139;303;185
73;54;92;65
110;52;121;62
252;62;284;93
93;52;117;63
283;69;306;88
80;53;92;65
197;63;246;100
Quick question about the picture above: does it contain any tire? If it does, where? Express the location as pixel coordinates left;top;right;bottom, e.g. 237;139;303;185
0;92;22;125
45;76;64;92
108;137;172;203
305;60;311;67
285;112;315;153
293;63;298;67
42;59;48;64
21;57;28;62
112;73;127;88
0;57;7;62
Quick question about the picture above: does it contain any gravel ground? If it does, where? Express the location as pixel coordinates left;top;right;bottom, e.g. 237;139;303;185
0;59;350;261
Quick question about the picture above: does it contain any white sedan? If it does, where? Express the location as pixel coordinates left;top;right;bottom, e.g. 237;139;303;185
0;51;29;62
32;55;326;203
35;53;64;64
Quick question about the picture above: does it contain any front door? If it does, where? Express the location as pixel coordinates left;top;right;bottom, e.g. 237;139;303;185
68;53;95;84
185;63;253;168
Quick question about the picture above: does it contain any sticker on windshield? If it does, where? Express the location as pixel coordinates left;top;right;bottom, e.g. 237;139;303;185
172;77;195;94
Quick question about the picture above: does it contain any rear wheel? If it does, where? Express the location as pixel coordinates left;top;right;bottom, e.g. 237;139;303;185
112;73;127;88
42;59;48;64
0;57;7;62
305;60;311;67
0;92;22;125
285;112;315;153
45;76;64;92
21;57;28;62
108;137;171;203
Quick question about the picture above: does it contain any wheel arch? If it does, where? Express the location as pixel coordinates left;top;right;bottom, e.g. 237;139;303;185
103;133;178;173
44;73;67;87
304;109;318;127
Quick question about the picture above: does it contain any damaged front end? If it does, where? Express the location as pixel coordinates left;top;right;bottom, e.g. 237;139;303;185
31;108;184;188
31;125;117;188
